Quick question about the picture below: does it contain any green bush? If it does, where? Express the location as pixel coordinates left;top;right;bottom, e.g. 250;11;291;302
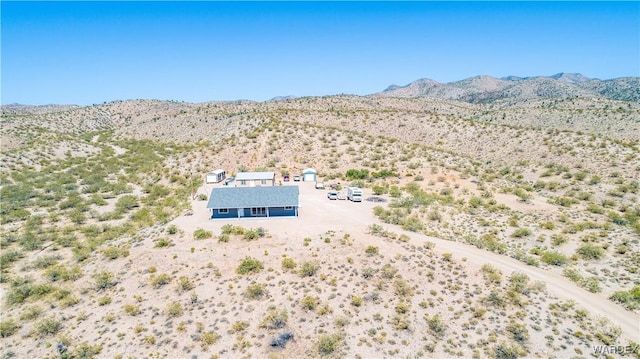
93;271;117;290
301;295;320;310
245;283;266;299
165;301;183;317
511;228;531;238
0;319;19;337
364;246;379;256
317;333;342;356
282;257;296;270
193;228;213;240
166;224;178;234
260;308;288;329
150;273;172;288
35;316;62;336
299;260;320;277
576;244;605;260
236;257;264;275
540;250;568;266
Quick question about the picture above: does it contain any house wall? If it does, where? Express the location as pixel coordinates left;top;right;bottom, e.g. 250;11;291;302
267;206;298;217
211;208;239;219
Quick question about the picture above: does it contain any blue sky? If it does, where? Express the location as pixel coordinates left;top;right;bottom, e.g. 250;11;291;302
2;1;639;105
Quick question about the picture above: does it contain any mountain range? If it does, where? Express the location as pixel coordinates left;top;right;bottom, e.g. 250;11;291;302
376;73;640;103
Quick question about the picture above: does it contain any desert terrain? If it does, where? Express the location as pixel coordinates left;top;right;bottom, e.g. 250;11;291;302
1;75;639;358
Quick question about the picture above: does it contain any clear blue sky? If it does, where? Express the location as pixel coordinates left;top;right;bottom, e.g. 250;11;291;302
2;1;639;105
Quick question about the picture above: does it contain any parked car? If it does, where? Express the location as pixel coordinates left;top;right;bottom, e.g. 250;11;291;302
327;191;338;200
283;175;290;182
315;182;325;189
293;175;300;182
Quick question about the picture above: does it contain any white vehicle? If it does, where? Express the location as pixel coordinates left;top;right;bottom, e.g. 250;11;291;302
347;187;363;202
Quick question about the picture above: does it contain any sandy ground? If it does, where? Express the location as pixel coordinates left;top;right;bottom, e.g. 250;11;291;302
175;180;640;344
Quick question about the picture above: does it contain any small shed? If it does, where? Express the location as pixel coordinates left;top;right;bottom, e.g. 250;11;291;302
207;186;299;219
235;172;276;186
206;169;226;184
302;168;317;182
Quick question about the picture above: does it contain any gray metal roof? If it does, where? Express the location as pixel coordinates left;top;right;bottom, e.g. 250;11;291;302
207;186;299;209
235;172;275;181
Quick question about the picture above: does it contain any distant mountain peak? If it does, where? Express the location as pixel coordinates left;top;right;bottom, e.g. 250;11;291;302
549;73;592;83
375;73;638;103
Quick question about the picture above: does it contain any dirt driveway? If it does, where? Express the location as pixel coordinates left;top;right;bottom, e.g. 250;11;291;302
176;181;639;343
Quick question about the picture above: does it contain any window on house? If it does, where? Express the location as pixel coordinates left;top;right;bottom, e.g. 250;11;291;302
240;180;246;185
251;207;266;216
218;208;229;214
261;179;267;185
284;206;293;210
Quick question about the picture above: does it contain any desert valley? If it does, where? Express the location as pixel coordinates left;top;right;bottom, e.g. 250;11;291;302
1;74;639;358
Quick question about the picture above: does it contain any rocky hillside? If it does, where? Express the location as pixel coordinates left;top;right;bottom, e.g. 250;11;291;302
377;73;640;103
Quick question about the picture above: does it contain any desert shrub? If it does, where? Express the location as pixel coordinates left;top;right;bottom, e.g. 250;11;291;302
394;278;413;297
494;342;526;359
350;295;363;307
300;295;320;310
115;195;138;212
576;244;605;260
299;260;320;277
199;331;219;348
361;266;376;279
364;246;379;256
154;238;173;248
124;304;141;316
467;234;506;254
231;321;249;333
165;301;183;317
93;271;117;291
345;169;369;180
237;257;264;275
609;285;640;310
177;276;194;291
381;264;398;279
0;250;23;271
426;314;445;338
540;250;568;266
30;255;59;269
509;273;530;294
193;228;213;240
0;319;19;337
102;246;129;260
19;306;42;320
506;321;529;343
35;316;61;336
197;194;208;201
245;283;266;299
281;257;296;270
317;333;342;356
481;264;502;284
395;301;410;314
221;224;235;235
150;273;172;288
218;233;230;242
97;296;112;306
260;308;288;329
68;342;103;358
166;224;178;234
243;228;261;241
511;228;531;238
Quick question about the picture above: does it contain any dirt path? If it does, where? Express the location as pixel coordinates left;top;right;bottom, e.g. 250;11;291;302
400;230;640;343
